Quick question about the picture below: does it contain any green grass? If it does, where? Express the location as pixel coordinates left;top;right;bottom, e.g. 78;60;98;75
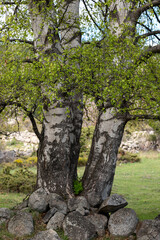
112;151;160;220
0;192;26;209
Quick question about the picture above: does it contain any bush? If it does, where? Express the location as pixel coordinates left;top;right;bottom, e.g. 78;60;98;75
118;150;141;164
25;156;37;167
0;167;36;193
14;158;24;167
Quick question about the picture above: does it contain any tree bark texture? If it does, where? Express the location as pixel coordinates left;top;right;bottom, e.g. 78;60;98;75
82;108;126;206
37;98;83;197
29;0;82;197
82;1;133;205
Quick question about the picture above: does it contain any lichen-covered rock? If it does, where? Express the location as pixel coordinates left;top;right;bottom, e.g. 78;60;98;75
0;208;13;224
28;188;49;213
108;208;138;237
8;211;34;237
68;196;90;216
47;212;65;230
136;220;160;240
43;207;57;224
99;194;128;214
30;229;62;240
49;193;67;215
63;211;97;240
86;213;108;237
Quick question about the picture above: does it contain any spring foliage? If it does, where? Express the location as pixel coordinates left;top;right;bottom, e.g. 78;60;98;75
0;1;160;121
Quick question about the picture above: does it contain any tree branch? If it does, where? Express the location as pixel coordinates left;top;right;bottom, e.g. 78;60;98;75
1;100;42;141
82;0;105;35
131;0;160;23
135;30;160;43
0;38;34;45
127;114;160;121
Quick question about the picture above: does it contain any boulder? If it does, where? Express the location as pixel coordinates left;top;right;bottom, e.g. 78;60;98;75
0;208;12;224
136;220;160;240
86;213;108;237
99;194;128;214
49;193;67;215
0;150;16;163
63;211;97;240
28;188;49;213
8;211;34;237
47;212;65;230
30;229;62;240
43;207;58;224
68;196;90;216
108;208;138;237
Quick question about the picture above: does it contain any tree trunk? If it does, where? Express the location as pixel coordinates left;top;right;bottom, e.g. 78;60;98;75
37;98;83;197
29;0;82;197
82;108;127;206
82;0;135;206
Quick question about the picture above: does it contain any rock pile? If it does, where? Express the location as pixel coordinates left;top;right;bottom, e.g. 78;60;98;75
1;190;160;240
120;130;160;152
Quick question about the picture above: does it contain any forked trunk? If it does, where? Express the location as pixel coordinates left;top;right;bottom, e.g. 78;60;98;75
82;108;126;206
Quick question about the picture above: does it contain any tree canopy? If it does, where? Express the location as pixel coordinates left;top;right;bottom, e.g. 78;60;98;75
0;0;160;128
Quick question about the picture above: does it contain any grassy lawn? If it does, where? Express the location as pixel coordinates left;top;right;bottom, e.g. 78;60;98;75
112;151;160;220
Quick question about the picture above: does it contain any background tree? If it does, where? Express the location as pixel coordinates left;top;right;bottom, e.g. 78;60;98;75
0;0;160;206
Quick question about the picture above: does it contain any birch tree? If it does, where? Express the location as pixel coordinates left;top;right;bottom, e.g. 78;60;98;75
0;0;160;206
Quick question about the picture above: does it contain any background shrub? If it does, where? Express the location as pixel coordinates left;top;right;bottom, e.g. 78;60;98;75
118;150;141;164
0;167;36;193
25;156;37;167
14;158;24;167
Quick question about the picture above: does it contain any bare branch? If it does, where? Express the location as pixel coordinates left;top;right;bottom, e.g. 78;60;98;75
0;38;34;45
152;6;160;23
135;30;160;43
136;21;160;42
0;100;41;140
127;114;160;121
82;0;105;34
131;0;160;23
1;1;16;4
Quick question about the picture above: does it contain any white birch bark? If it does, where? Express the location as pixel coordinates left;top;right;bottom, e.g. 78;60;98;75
82;1;135;206
29;0;82;197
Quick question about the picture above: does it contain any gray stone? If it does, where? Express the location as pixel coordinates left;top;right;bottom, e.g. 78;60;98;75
136;220;160;240
30;229;62;240
8;211;34;237
0;208;12;224
108;208;138;237
63;211;97;240
47;212;65;230
0;150;16;163
68;196;90;216
49;193;67;215
28;188;49;213
68;196;90;211
86;213;108;237
43;207;58;224
99;194;128;214
15;199;28;210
